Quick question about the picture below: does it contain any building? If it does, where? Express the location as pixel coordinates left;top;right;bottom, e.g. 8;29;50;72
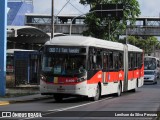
7;0;33;26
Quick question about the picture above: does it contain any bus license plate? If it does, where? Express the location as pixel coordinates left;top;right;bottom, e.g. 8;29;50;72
57;88;65;92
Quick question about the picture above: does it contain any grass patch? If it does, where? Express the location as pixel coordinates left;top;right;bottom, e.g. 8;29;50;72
1;87;40;98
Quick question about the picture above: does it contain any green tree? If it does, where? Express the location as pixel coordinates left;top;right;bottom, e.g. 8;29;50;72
79;0;141;41
143;36;159;55
119;36;159;55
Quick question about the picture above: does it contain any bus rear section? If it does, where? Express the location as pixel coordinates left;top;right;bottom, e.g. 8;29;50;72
126;45;144;91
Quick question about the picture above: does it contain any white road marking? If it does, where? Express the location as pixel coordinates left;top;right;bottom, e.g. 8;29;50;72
46;97;113;113
19;97;113;120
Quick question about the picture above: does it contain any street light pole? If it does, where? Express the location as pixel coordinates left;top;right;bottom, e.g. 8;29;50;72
126;27;128;44
70;14;85;36
51;0;54;39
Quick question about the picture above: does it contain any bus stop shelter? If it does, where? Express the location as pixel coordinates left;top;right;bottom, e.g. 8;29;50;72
7;26;50;44
6;26;50;86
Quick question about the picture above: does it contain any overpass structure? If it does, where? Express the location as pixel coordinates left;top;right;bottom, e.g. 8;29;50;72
25;14;160;36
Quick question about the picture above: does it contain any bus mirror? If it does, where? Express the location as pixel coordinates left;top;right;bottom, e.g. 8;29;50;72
93;55;96;63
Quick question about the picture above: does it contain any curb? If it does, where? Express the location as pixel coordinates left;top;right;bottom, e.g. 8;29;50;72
0;101;10;106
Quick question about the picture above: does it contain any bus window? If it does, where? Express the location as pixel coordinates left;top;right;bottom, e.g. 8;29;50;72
131;53;134;69
132;53;137;69
137;54;141;68
144;57;156;70
88;48;102;70
88;55;93;70
113;52;119;70
128;53;134;69
119;52;123;69
109;52;113;70
96;50;102;70
103;52;109;70
135;53;138;68
88;48;95;70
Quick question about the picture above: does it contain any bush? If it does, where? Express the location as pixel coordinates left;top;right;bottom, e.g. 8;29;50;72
6;75;15;88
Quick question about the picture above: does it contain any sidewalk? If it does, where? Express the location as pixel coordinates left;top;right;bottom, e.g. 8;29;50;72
0;85;52;105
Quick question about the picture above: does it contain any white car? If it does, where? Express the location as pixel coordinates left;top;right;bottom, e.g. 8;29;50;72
144;70;157;84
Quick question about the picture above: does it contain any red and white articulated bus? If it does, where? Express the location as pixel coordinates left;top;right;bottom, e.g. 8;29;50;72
40;36;144;101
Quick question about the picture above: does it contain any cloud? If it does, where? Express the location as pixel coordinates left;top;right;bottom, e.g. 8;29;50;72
138;0;160;17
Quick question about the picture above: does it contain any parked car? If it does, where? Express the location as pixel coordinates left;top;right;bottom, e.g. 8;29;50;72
144;70;157;84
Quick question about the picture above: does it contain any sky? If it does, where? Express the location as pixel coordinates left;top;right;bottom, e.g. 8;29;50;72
33;0;160;17
33;0;89;15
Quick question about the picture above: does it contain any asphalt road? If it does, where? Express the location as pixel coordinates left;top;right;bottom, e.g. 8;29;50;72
0;80;160;120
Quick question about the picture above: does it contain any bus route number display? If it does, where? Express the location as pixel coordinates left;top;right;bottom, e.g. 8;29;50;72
48;48;80;54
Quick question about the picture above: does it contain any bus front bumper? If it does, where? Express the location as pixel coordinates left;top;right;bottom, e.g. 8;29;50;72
40;80;88;96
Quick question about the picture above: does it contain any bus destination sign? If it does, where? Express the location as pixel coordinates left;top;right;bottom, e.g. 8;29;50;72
48;48;80;54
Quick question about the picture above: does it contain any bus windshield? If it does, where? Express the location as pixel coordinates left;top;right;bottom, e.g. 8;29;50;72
144;58;156;70
144;71;155;75
42;54;86;76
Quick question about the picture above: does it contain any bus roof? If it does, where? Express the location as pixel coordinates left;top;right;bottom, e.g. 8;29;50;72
46;36;124;51
127;44;143;52
145;56;160;60
45;36;142;52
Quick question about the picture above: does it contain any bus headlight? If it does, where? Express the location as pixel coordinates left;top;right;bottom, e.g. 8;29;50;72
77;75;87;82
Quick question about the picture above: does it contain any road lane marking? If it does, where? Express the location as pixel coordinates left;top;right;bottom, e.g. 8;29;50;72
19;97;113;120
44;97;113;114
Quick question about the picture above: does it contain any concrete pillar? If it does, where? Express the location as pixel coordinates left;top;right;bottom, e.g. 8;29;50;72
0;0;7;96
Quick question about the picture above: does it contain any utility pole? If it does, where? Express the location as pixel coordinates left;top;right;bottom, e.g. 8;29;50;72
108;20;110;40
51;0;54;39
126;27;128;44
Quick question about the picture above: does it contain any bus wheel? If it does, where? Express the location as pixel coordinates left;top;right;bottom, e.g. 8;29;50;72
54;94;63;102
93;84;100;101
115;82;121;97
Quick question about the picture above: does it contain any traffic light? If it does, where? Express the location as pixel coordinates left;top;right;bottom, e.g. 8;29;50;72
90;4;123;20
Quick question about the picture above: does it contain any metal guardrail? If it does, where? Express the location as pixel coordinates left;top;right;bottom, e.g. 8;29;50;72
26;23;160;36
126;26;160;36
25;15;160;36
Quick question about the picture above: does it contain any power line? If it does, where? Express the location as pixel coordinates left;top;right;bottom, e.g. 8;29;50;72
68;1;84;14
56;0;88;16
56;0;71;16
